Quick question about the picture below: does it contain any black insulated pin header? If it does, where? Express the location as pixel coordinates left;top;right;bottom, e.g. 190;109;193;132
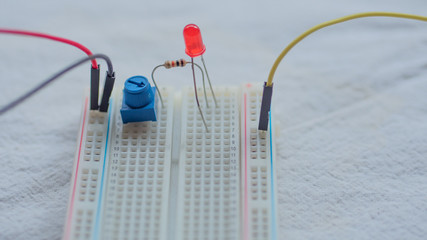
0;53;115;116
90;57;116;112
99;71;116;112
258;82;273;131
90;65;100;110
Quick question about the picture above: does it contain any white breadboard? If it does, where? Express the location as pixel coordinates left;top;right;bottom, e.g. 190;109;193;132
63;83;277;240
175;87;240;240
241;84;277;240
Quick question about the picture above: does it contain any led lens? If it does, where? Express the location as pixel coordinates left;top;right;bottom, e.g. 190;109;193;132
183;24;206;58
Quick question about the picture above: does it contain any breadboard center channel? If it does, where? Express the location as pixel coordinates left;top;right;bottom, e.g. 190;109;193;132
63;83;277;240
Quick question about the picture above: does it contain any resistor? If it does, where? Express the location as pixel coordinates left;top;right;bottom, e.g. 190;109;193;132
164;59;187;69
151;58;212;131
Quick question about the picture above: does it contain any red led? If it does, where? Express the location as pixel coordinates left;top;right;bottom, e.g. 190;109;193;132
183;24;206;58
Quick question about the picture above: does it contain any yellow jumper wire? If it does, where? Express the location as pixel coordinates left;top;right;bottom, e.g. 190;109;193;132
267;12;427;87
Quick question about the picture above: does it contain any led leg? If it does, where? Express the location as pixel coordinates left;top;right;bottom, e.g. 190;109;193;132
200;55;218;107
200;61;209;108
191;57;209;131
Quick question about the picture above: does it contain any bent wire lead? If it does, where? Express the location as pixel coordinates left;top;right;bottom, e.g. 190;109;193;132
151;59;209;108
191;57;209;131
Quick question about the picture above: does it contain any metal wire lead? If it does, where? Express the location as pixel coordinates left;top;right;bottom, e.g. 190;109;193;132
191;58;209;132
151;60;208;108
151;64;166;108
200;55;218;107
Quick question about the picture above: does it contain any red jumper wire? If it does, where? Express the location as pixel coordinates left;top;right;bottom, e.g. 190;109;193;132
0;29;98;69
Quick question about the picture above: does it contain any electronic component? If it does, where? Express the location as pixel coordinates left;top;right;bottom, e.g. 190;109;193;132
120;75;157;123
183;24;206;58
164;58;187;68
151;59;217;109
182;24;215;102
183;24;215;131
63;83;277;240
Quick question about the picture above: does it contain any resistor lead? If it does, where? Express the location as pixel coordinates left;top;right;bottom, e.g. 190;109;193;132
151;59;211;131
162;59;215;108
151;59;205;108
151;59;213;105
163;58;215;107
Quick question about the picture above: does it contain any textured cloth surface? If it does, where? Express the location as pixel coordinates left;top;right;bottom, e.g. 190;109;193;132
1;1;427;239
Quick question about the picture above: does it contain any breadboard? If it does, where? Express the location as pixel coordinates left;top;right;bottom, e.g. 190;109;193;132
175;87;240;240
241;83;277;240
63;84;277;240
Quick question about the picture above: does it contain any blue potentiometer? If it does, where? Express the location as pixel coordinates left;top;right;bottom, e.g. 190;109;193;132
120;75;157;123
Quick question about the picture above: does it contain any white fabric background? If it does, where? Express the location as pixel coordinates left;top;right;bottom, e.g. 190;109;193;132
1;0;427;239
